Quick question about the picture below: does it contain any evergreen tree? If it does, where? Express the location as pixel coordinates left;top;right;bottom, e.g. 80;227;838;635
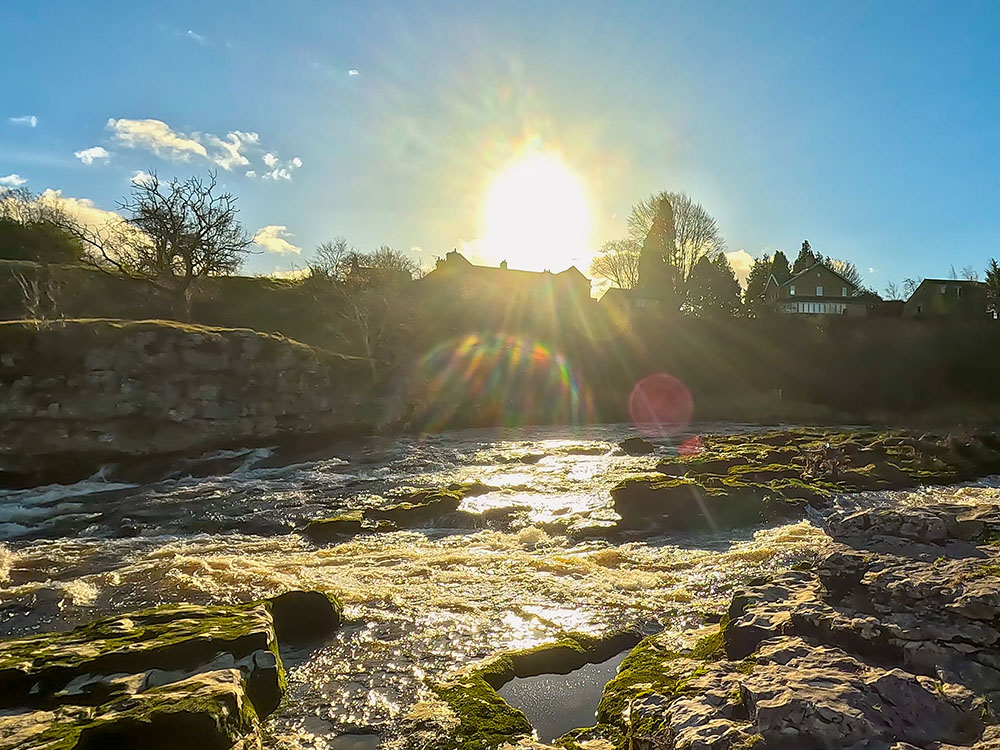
743;254;773;317
713;252;742;317
792;240;817;274
986;258;1000;318
771;250;792;283
685;252;741;317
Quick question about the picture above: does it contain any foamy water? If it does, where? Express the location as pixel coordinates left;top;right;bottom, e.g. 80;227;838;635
2;423;996;748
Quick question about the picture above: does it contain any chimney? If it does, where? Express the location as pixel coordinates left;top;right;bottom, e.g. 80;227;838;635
500;260;508;270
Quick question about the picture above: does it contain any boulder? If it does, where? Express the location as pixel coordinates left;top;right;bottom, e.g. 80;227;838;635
268;590;343;645
620;437;655;455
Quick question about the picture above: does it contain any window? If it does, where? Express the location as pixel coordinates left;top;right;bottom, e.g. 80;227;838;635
789;285;796;296
957;287;963;298
841;287;848;297
940;285;947;294
816;285;824;296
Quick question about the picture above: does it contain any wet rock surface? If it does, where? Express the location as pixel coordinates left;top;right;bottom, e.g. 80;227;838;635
571;501;1000;750
0;590;342;750
612;429;1000;531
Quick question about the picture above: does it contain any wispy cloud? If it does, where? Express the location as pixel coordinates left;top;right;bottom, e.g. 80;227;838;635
130;170;155;186
254;225;302;254
108;118;208;161
204;131;259;170
9;115;37;128
106;118;296;178
74;146;111;165
185;29;208;46
0;173;27;187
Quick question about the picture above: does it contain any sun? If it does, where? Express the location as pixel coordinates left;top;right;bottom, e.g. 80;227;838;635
480;151;592;272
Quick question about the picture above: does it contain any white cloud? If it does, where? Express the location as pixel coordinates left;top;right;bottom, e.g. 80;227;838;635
254;225;302;255
74;146;111;165
260;154;303;182
0;174;27;187
37;189;124;233
107;116;296;177
868;266;877;274
348;69;359;77
9;115;37;127
186;29;207;45
204;131;259;170
108;118;208;161
130;170;155;186
725;249;755;288
266;268;308;280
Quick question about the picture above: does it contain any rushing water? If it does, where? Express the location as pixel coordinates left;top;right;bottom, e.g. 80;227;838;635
2;423;998;748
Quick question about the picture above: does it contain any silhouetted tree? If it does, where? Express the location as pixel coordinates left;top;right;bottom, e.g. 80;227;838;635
743;254;774;316
626;191;725;289
771;251;792;284
884;281;901;300
589;238;640;289
0;187;85;264
903;277;921;296
685;252;741;317
986;259;1000;318
961;264;979;282
56;172;254;319
303;241;419;377
792;240;817;274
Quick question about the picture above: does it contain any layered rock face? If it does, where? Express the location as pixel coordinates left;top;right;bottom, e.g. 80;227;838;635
0;320;369;482
592;503;1000;750
0;590;342;750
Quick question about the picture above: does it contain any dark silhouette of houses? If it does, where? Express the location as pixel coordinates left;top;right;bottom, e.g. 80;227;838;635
765;261;869;315
419;250;592;302
903;279;990;319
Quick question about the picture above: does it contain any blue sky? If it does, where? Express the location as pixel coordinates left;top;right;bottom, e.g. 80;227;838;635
2;1;999;291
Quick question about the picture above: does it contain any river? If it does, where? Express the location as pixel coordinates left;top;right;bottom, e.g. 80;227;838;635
2;423;996;748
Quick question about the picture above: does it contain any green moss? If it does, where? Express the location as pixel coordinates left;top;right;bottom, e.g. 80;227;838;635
430;673;532;750
555;724;627;750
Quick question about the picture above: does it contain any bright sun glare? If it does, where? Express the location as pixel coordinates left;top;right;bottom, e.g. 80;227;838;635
481;151;592;272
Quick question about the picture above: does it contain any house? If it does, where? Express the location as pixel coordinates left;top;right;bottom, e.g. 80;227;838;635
765;261;868;315
419;250;592;302
903;279;990;319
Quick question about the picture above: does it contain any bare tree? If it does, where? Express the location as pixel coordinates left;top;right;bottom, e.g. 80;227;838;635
626;191;725;284
884;281;901;300
303;241;418;378
903;277;921;296
961;264;979;281
589;238;641;289
56;172;254;319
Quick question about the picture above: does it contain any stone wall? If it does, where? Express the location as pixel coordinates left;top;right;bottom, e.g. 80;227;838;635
0;319;371;478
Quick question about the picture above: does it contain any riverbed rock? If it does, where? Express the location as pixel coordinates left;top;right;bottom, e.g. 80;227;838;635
0;590;344;749
611;429;1000;532
572;501;1000;748
620;437;655;455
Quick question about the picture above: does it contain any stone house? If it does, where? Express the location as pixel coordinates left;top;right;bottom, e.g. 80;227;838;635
903;279;990;319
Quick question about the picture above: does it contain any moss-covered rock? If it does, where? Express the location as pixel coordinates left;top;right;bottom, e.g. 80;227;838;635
0;590;344;750
302;482;501;543
613;429;1000;531
430;672;533;750
0;668;261;750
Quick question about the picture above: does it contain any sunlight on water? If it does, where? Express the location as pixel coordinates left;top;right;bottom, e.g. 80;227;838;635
2;424;995;747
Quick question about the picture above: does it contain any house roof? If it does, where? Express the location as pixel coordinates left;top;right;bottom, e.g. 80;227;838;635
917;278;985;285
780;261;858;290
